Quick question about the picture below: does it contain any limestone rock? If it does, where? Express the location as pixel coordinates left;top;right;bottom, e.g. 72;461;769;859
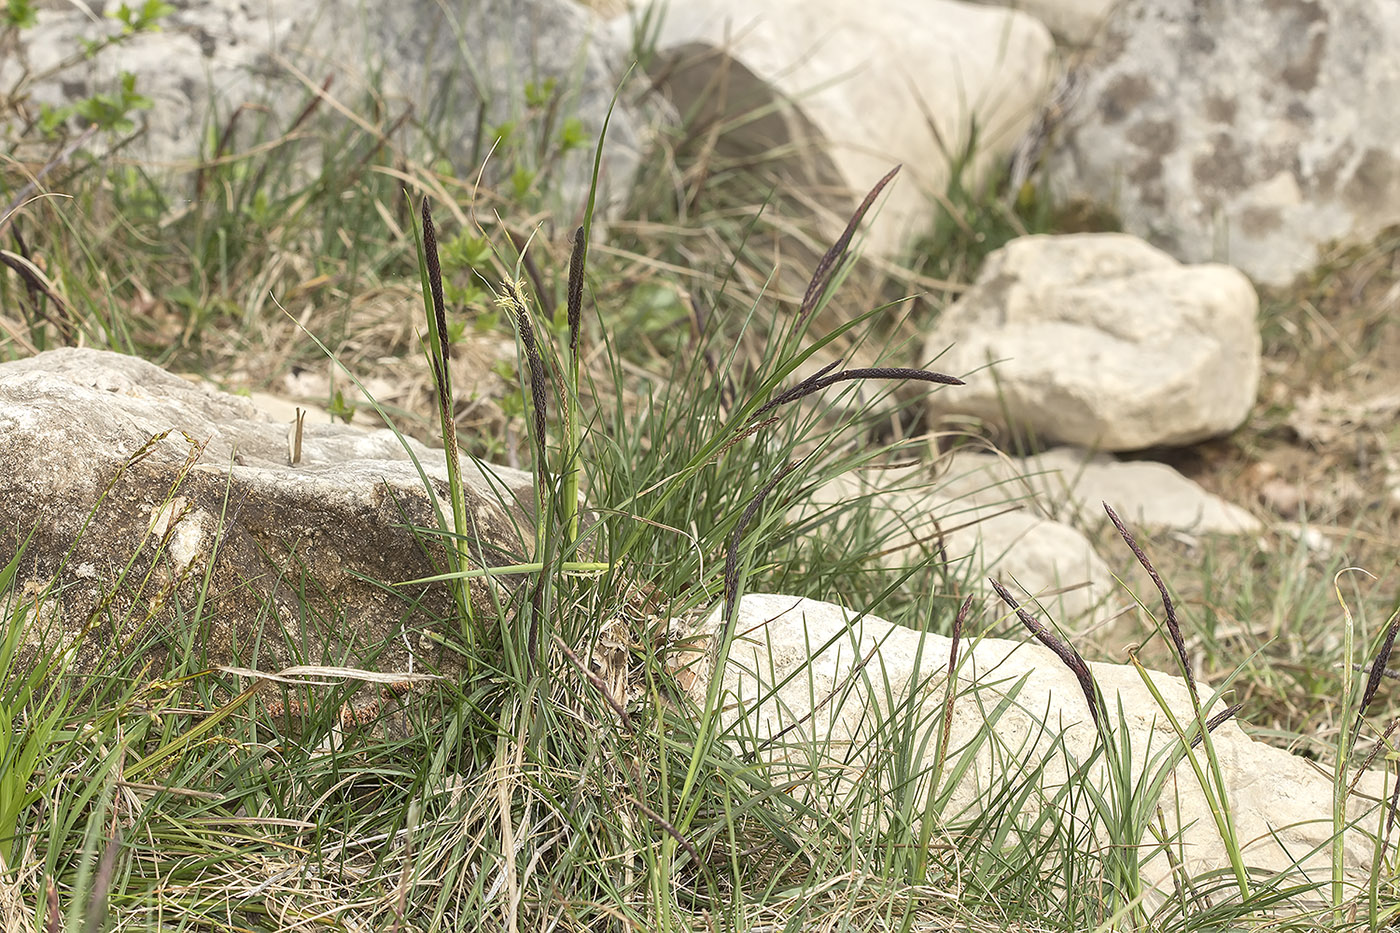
0;348;536;681
624;0;1055;261
945;506;1121;637
925;233;1260;450
799;444;1259;644
688;593;1384;907
3;0;645;220
1047;0;1400;286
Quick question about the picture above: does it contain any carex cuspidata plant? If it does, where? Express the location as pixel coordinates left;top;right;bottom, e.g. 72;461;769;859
406;161;969;925
990;503;1248;930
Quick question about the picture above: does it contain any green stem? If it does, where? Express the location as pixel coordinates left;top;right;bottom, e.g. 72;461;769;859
1129;656;1251;901
1333;575;1357;918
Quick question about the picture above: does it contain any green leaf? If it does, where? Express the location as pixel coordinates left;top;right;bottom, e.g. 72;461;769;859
73;71;153;133
557;117;586;153
38;102;74;136
2;0;38;29
138;0;175;29
510;165;535;201
523;77;557;109
441;232;492;270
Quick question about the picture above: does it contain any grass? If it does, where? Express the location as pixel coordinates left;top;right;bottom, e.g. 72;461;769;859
3;12;1400;931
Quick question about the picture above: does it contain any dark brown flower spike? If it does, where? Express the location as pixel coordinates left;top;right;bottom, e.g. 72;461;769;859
518;300;549;664
1353;611;1400;747
1190;702;1243;748
1350;719;1399;802
753;364;962;421
1389;771;1400;837
799;164;901;320
567;225;586;354
936;595;974;777
420;199;460;463
421;200;450;366
517;306;549;470
991;579;1103;732
1105;502;1198;706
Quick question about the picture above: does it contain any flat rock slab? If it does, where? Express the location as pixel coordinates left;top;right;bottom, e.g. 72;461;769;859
925;233;1260;450
0;348;535;682
687;593;1384;909
937;446;1262;536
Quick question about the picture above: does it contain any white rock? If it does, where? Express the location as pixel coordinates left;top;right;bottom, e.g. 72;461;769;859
945;506;1124;637
924;233;1260;450
625;0;1055;261
689;593;1385;908
1047;0;1400;286
796;443;1258;644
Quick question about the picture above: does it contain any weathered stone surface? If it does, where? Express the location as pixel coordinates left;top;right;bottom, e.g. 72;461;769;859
925;233;1260;450
800;444;1260;646
0;348;535;681
1046;0;1400;286
622;0;1055;260
4;0;645;220
688;594;1384;906
947;507;1122;636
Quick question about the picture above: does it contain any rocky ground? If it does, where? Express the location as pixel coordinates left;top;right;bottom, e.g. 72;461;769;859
4;0;1400;929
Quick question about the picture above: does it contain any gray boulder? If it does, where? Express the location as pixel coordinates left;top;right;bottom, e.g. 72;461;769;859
0;348;536;685
4;0;644;220
1047;0;1400;286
